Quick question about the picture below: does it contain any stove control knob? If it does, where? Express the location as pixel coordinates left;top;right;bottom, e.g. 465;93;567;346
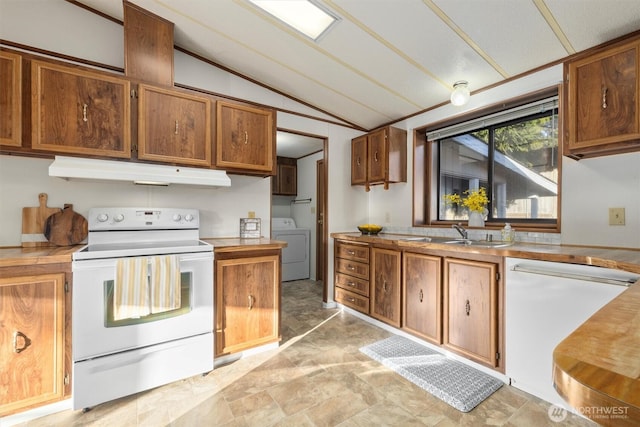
97;213;109;222
184;214;194;222
114;214;125;222
172;214;182;222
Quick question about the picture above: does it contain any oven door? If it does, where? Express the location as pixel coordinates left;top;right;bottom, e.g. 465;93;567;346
72;252;213;361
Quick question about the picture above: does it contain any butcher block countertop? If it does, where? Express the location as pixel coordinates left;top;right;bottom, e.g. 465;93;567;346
0;245;80;267
332;232;640;426
202;237;287;252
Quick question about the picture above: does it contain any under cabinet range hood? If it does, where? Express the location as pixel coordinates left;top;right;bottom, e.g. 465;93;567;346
49;156;231;188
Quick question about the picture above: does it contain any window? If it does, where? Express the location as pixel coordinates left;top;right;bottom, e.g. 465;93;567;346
420;94;559;229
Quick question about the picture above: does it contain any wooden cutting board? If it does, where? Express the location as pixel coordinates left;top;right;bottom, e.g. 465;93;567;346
44;204;88;246
21;193;62;247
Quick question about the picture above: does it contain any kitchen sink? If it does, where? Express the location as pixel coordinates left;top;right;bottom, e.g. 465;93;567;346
398;236;512;248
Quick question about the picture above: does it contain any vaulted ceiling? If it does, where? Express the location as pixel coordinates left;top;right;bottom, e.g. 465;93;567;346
75;0;640;131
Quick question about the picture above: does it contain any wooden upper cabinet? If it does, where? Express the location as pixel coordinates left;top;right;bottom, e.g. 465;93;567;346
273;156;297;195
137;84;211;166
31;60;131;158
351;126;407;191
351;135;367;185
215;101;275;174
0;50;22;147
0;272;66;416
565;37;640;158
123;0;174;86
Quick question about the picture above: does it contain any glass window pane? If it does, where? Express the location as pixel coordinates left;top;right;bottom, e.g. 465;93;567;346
438;131;489;221
492;112;558;220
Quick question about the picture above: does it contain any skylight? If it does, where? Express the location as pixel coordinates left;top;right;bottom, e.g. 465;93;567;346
248;0;338;41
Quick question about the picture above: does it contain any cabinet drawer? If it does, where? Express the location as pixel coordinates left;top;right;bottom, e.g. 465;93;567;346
335;272;369;297
336;241;369;263
335;287;369;314
336;258;369;280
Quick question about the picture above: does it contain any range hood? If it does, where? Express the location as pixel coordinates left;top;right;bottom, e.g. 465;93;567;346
49;156;231;188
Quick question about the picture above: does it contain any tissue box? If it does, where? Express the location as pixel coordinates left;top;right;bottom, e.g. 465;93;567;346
240;218;261;238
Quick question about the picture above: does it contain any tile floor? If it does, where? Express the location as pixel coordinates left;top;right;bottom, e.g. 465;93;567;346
15;280;596;426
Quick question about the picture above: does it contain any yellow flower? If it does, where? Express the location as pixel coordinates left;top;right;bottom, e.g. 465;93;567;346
443;187;489;213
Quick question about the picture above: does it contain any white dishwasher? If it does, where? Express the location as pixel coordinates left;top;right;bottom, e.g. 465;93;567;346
505;257;638;409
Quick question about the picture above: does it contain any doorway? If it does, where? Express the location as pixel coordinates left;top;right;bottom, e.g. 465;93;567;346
272;130;328;302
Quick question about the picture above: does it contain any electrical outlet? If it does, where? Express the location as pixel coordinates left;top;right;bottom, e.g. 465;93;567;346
608;207;625;226
248;211;256;219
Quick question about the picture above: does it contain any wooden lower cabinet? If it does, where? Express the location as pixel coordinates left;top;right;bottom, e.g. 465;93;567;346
334;240;370;314
215;250;281;356
402;252;442;344
443;257;499;368
370;247;401;328
0;266;70;416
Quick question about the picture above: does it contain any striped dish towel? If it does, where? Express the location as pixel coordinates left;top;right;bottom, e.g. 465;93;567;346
114;257;151;321
150;255;181;314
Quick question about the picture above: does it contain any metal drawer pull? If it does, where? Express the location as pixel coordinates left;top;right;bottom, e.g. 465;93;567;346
13;331;32;353
465;299;471;316
248;294;254;310
175;120;179;135
419;289;423;302
348;297;355;303
383;280;388;292
356;157;361;166
82;103;88;122
347;250;355;255
347;265;355;271
602;86;608;109
347;281;356;287
244;131;248;144
374;151;379;162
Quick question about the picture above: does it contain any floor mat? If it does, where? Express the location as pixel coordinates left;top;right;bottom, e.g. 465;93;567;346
360;335;503;412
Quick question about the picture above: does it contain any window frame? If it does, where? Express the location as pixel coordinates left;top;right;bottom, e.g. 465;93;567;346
412;86;562;233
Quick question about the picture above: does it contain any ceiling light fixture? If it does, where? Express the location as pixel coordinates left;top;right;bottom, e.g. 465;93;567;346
248;0;338;41
450;80;470;106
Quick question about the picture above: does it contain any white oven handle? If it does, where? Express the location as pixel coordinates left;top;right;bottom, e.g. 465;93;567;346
73;251;212;270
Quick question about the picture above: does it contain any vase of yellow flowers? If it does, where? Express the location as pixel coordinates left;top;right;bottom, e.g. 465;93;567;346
443;187;489;227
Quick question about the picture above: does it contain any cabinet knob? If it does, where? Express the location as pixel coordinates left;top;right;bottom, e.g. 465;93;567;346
13;330;32;353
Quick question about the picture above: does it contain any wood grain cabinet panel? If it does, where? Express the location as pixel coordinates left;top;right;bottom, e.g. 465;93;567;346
0;50;22;147
443;258;499;368
0;273;66;416
565;37;640;158
215;101;275;174
402;252;442;345
215;252;280;356
30;60;131;158
273;156;297;195
334;240;370;315
351;126;406;191
370;247;402;328
137;84;211;166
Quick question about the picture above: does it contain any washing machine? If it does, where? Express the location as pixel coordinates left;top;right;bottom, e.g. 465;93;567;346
271;217;310;281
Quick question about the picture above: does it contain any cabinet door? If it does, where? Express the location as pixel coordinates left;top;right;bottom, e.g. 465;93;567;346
367;128;387;183
215;101;274;173
0;50;22;147
403;253;441;344
0;273;66;416
138;84;211;166
351;135;367;185
215;254;280;356
567;40;639;151
370;247;401;327
443;258;498;367
31;60;131;158
277;164;297;194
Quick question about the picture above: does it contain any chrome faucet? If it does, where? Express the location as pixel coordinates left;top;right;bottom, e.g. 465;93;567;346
452;223;468;239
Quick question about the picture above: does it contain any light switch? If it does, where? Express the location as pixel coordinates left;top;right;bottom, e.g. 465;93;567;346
608;207;625;226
